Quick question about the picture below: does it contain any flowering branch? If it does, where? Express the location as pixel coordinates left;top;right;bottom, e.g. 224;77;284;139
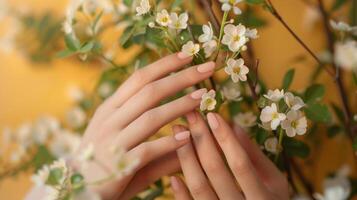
264;0;335;77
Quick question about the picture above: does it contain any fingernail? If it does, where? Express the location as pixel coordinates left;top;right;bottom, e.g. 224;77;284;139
190;88;207;100
170;176;179;191
186;112;197;124
207;113;219;130
177;52;192;59
175;131;190;141
197;62;215;73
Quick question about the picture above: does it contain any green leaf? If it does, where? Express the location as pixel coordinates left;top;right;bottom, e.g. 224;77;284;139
171;0;183;9
71;173;85;191
331;0;348;11
255;129;268;145
47;168;63;186
56;49;75;58
120;25;136;47
283;137;310;158
79;41;95;53
123;0;134;6
64;34;81;51
282;69;295;90
33;145;55;170
236;7;267;28
245;0;265;4
331;103;345;123
304;84;325;103
228;101;241;116
305;103;332;123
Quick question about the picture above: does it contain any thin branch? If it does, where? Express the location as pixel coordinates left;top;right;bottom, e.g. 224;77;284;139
290;158;316;199
316;0;355;140
198;0;220;33
265;0;335;77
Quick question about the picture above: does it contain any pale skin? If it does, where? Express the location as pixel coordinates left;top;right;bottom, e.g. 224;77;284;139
170;111;289;200
26;53;288;200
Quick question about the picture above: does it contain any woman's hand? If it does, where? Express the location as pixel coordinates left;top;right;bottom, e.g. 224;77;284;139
170;111;289;200
75;53;216;199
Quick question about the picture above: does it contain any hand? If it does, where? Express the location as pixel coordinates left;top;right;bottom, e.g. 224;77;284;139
75;53;216;199
170;111;289;200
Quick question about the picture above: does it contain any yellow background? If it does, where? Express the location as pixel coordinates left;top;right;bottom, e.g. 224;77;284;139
0;0;355;199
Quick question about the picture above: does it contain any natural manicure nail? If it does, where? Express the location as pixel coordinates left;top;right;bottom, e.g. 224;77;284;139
175;131;190;141
177;52;192;59
197;62;215;73
207;113;219;130
191;88;207;100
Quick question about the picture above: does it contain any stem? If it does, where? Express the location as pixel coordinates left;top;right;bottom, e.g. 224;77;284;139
316;0;355;141
274;128;284;163
265;0;335;77
198;0;220;33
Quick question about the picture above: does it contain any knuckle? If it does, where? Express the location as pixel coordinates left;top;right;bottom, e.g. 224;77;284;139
204;161;223;174
230;157;251;177
137;143;150;159
142;82;157;97
141;110;157;124
190;181;211;197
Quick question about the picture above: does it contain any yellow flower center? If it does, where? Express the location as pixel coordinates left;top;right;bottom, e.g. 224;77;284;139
233;66;241;74
291;121;297;128
162;17;168;23
272;112;279;119
233;35;241;42
205;98;213;105
229;0;236;5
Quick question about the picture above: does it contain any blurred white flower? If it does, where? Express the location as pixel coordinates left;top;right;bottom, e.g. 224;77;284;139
221;84;242;101
181;41;200;56
303;6;320;30
200;90;217;111
318;50;333;64
260;103;286;130
222;24;248;52
68;86;85;102
234;112;257;128
245;28;259;39
224;58;249;83
66;107;87;129
31;165;50;187
281;110;307;137
10;146;26;163
354;114;357;122
136;0;151;16
156;9;171;27
15;123;33;148
148;22;155;28
330;20;357;34
335;40;357;70
199;22;214;43
169;12;188;30
202;40;217;58
50;130;81;158
98;82;114;98
264;137;278;154
219;0;242;15
0;0;9;20
116;151;140;178
314;165;351;200
264;89;285;102
284;92;305;110
77;143;95;163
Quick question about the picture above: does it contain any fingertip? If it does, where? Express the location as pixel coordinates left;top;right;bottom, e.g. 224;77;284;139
170;176;180;192
177;52;193;60
207;112;219;130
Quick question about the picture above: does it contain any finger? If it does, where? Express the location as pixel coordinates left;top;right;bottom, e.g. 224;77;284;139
186;111;243;200
106;61;216;129
173;125;218;200
171;176;193;200
233;126;288;192
115;89;207;149
104;53;193;110
119;152;180;200
207;113;270;199
126;131;190;170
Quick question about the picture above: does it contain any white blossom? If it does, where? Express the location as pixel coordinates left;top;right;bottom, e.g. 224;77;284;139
284;92;305;110
98;82;114;98
221;84;242;101
202;40;217;58
224;58;249;83
181;41;200;56
260;103;286;130
155;9;171;27
330;20;357;34
245;28;259;39
31;165;50;187
50;130;81;158
200;90;217;111
264;89;285;102
234;112;257;128
68;86;84;102
219;0;243;15
281;110;307;137
78;143;95;163
15;123;33;148
199;22;214;43
10;146;26;163
222;24;248;52
169;12;188;30
136;0;151;16
66;107;87;129
335;40;357;70
264;137;278;154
